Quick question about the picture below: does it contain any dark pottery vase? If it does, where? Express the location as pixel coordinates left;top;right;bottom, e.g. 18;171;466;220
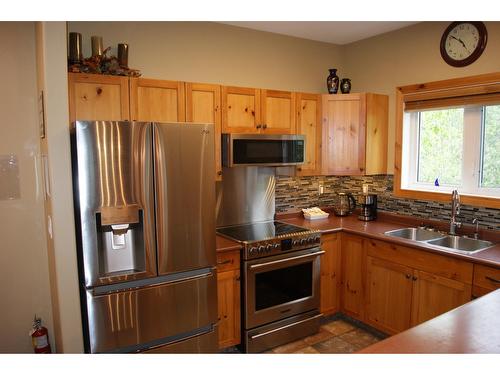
340;78;352;94
326;69;339;94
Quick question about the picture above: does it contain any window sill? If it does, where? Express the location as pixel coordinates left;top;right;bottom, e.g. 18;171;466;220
394;185;500;209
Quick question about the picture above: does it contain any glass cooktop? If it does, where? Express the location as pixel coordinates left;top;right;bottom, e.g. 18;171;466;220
216;221;309;243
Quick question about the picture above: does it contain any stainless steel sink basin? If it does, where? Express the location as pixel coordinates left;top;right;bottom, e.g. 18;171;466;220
384;227;446;242
426;236;494;253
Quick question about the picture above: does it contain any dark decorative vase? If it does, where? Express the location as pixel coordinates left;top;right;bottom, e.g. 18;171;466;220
326;69;339;94
340;78;352;94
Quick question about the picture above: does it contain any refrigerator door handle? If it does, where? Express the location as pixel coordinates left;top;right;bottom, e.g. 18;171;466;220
91;267;215;296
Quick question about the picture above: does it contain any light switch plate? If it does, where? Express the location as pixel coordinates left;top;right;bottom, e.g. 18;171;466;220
0;155;20;200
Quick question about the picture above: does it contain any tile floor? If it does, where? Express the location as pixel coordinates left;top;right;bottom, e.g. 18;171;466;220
266;318;384;354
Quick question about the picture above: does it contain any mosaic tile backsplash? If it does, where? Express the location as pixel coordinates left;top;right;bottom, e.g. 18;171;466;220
275;175;500;231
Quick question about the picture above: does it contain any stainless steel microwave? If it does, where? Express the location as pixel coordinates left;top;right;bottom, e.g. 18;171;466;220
222;134;305;167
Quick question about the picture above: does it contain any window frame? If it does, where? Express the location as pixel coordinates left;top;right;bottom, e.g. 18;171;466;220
394;72;500;209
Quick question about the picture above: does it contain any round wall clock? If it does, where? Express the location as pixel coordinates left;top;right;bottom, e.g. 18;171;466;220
440;22;488;67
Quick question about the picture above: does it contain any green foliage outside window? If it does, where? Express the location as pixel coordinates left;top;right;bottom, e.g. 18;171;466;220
482;106;500;188
418;108;464;186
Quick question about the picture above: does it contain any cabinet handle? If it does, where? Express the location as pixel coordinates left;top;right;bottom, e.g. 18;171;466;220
405;274;411;279
256;124;262;129
217;259;233;265
263;124;267;129
412;276;418;281
217;170;222;176
485;276;500;284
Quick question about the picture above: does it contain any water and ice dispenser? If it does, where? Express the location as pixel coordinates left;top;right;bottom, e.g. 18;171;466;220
95;205;146;278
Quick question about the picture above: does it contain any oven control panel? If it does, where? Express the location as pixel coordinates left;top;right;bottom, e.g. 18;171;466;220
245;232;321;259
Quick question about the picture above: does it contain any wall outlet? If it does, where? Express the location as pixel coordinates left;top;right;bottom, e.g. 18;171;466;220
318;184;324;195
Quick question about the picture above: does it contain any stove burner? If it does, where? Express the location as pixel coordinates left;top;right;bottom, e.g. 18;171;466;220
217;220;321;259
216;220;308;242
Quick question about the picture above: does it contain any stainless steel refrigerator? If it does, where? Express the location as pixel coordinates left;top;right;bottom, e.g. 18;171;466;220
70;121;217;353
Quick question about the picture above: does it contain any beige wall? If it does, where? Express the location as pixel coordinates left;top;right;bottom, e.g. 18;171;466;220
342;21;500;173
0;22;53;353
68;21;344;93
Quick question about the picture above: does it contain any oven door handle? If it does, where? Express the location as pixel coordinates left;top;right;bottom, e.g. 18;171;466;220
249;250;325;270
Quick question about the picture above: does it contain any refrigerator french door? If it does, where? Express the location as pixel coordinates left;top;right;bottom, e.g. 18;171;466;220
71;121;217;353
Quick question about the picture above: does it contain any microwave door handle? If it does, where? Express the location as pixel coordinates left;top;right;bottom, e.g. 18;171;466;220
249;250;325;270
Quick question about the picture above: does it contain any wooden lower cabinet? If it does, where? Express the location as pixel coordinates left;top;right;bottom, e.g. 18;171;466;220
320;233;341;315
216;250;241;349
366;256;413;334
411;270;471;326
472;264;500;298
362;238;472;335
340;233;366;320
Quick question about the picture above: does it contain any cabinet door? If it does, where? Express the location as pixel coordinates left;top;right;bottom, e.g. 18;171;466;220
296;93;322;176
411;270;472;327
217;268;241;349
261;89;296;134
130;78;185;122
68;73;130;122
340;233;366;320
322;94;366;175
320;233;341;315
472;264;500;298
186;83;222;181
366;256;413;335
222;86;261;133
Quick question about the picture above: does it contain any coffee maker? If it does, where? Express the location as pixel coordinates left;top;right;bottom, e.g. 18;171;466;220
357;194;377;221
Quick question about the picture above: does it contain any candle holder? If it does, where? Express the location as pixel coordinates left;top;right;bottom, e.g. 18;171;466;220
118;43;129;68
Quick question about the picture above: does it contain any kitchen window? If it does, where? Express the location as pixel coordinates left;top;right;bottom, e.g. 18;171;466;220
395;73;500;208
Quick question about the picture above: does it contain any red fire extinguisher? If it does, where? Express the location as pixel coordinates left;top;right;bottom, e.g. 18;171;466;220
30;315;52;353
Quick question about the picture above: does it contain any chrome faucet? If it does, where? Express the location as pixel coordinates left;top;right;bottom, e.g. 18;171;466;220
449;190;462;235
472;217;479;240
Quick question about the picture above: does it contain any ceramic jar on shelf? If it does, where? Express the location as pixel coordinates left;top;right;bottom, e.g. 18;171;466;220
326;68;339;94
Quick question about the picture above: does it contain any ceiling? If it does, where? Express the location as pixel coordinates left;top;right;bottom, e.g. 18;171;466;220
219;21;419;45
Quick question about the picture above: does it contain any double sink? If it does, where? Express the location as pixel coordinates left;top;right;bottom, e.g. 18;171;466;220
384;227;495;254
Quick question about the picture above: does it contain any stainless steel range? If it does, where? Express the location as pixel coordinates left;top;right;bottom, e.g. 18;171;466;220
217;220;323;353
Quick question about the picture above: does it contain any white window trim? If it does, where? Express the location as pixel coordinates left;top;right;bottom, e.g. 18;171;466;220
402;105;500;199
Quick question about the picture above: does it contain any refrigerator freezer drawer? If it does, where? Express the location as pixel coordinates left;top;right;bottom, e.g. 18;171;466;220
85;269;217;353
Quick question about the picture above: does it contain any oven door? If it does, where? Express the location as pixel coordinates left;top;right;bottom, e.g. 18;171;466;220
244;247;323;329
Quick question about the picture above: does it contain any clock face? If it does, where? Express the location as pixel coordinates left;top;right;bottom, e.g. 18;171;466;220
445;23;479;61
440;22;488;67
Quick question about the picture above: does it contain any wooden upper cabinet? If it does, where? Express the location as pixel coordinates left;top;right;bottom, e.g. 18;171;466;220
320;233;341;316
130;78;185;122
296;93;322;176
222;86;296;134
410;270;471;327
222;86;261;133
260;89;296;134
68;73;130;122
366;256;413;335
322;93;388;175
185;83;222;181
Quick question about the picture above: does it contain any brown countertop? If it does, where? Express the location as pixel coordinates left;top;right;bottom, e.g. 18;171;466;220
278;212;500;268
216;234;242;253
359;288;500;353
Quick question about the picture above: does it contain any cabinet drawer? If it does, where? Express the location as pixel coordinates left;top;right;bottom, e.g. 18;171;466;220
473;264;500;292
365;238;473;284
216;250;240;272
